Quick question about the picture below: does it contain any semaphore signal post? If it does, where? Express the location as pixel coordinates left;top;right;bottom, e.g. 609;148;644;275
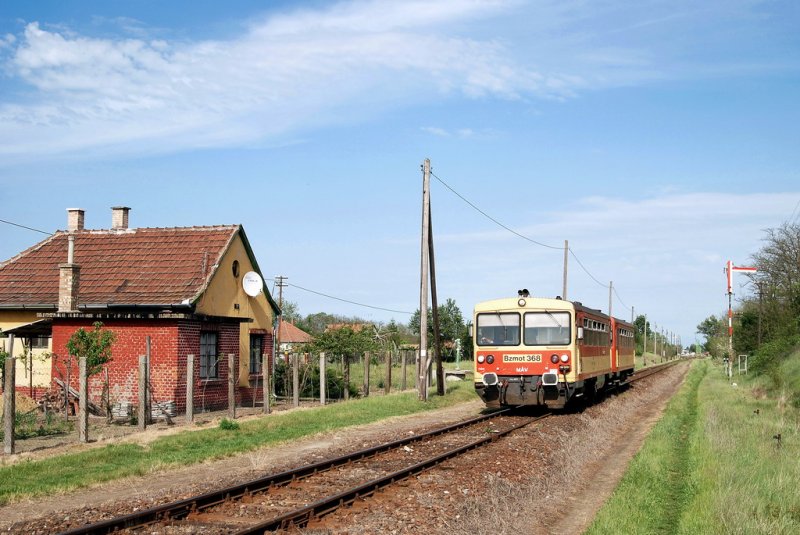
725;260;757;379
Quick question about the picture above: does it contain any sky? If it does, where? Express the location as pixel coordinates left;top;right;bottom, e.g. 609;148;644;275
1;0;799;346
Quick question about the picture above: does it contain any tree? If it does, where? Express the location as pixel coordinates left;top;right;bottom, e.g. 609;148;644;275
696;315;726;357
307;325;378;400
409;298;467;358
279;300;302;324
65;322;116;376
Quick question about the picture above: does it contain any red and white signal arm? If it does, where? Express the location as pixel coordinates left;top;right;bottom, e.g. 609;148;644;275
725;260;757;294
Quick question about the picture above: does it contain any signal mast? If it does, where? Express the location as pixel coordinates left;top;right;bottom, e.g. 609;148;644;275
724;260;757;378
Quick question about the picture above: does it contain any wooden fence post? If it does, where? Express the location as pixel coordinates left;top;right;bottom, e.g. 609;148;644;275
3;335;16;455
343;355;350;401
78;357;88;443
363;351;370;397
228;354;236;419
138;355;147;431
385;351;392;395
401;350;407;391
263;352;270;414
292;354;300;408
319;352;326;406
186;354;194;424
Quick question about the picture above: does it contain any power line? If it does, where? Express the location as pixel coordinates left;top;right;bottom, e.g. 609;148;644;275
0;218;52;236
613;285;628;309
430;170;562;250
287;283;413;315
428;168;631;306
790;198;800;223
568;248;606;288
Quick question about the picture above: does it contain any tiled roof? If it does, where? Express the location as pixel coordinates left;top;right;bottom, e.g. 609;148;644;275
0;226;239;307
279;320;312;344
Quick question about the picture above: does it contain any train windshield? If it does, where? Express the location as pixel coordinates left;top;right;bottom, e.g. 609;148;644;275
476;313;520;346
523;311;571;346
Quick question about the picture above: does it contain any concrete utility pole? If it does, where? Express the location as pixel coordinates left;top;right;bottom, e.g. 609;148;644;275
562;240;569;300
608;281;613;319
643;315;648;363
272;275;287;407
418;158;431;401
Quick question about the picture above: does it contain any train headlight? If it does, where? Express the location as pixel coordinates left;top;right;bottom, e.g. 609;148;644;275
550;354;559;364
477;355;485;364
518;298;526;307
560;354;569;363
486;355;495;364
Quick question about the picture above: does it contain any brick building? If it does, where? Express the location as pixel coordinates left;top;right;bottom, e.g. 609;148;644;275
0;207;280;413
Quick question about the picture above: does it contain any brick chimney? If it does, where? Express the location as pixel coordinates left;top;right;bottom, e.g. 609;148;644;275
67;208;85;232
111;206;130;230
58;235;80;312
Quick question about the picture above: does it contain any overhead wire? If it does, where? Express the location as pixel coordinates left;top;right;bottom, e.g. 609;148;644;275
0;218;52;235
287;283;413;315
430;171;563;250
430;169;631;308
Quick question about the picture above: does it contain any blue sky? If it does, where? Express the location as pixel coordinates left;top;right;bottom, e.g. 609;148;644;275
1;0;799;345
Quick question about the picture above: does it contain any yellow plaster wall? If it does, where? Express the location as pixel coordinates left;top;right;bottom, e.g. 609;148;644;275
194;235;275;386
1;312;53;388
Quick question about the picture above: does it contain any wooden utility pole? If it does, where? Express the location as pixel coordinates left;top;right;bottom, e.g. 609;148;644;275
3;335;15;455
274;276;287;378
562;240;569;300
428;209;444;396
418;158;431;401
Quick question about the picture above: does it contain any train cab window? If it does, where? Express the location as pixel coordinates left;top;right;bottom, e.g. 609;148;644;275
476;313;520;346
524;312;571;346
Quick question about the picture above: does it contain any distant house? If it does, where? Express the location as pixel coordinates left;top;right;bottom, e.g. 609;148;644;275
0;207;280;413
277;320;312;355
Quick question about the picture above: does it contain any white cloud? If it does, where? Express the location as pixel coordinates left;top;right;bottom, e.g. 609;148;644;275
0;0;792;162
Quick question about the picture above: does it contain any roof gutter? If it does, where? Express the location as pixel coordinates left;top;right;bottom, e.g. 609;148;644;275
0;304;57;310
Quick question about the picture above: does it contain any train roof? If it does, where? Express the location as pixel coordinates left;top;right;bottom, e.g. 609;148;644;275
473;295;633;326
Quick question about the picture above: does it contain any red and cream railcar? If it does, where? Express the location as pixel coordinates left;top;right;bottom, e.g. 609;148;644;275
473;293;634;408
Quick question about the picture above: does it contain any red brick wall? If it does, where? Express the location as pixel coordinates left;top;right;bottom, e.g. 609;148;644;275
178;320;241;413
51;318;242;414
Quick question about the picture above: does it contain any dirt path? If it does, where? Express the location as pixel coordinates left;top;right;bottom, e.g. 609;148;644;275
0;401;485;531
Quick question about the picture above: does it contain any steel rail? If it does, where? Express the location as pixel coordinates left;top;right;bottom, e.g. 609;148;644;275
233;413;551;534
58;407;515;535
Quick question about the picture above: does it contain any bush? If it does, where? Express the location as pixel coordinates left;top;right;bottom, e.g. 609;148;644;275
750;334;800;380
274;360;359;400
218;418;239;431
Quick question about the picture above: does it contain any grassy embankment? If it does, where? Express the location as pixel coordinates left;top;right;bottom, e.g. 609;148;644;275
0;381;476;505
586;356;800;534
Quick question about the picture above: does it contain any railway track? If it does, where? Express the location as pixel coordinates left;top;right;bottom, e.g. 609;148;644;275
59;360;681;535
60;409;548;534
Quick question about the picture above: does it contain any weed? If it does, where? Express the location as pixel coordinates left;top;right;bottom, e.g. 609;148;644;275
218;418;240;431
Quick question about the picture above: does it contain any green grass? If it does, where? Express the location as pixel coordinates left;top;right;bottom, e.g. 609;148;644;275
587;358;800;535
0;382;477;505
